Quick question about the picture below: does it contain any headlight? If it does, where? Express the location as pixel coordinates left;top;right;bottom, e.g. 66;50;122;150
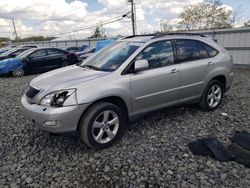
40;89;76;107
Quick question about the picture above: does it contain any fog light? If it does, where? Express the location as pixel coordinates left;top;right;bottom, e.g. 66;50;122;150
43;120;62;127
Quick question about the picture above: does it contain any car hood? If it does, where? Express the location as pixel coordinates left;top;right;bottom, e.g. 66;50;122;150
30;65;111;91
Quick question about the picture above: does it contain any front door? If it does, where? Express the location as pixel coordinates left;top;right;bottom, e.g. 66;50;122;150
130;40;181;115
26;49;48;73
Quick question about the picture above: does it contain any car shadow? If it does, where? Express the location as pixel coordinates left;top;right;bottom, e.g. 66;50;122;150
25;103;202;155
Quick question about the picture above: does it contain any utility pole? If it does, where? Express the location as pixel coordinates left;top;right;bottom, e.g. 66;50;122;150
128;0;136;36
12;18;18;40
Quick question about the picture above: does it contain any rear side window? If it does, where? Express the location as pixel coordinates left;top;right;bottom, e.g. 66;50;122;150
201;42;218;57
47;49;66;55
176;40;199;62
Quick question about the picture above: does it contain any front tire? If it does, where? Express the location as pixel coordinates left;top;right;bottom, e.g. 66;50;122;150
79;102;125;149
199;80;224;111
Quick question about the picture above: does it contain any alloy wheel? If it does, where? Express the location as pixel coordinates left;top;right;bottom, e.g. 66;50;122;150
92;110;119;144
13;69;24;77
207;84;222;108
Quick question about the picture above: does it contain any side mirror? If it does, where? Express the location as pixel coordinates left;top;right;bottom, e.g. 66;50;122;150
134;59;149;72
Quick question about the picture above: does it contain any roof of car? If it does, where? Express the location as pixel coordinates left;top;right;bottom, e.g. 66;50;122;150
122;33;208;43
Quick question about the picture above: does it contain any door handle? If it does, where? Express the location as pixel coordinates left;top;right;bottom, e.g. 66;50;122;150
207;62;214;66
171;69;179;74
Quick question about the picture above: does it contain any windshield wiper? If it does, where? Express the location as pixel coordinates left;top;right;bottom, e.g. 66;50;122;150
81;64;112;72
81;64;101;71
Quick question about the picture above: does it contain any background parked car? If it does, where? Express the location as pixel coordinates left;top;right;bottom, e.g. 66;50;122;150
95;39;115;51
65;45;89;53
78;47;96;61
21;45;38;48
79;39;116;61
0;48;10;55
0;47;78;77
0;45;17;55
0;47;33;61
0;45;36;55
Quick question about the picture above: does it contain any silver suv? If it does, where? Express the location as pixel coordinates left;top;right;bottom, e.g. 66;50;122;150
21;33;234;148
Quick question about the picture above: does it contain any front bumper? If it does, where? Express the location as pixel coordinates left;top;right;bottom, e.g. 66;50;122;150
21;95;89;134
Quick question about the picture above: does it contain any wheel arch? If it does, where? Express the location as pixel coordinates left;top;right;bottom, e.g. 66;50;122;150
210;75;226;91
77;96;129;131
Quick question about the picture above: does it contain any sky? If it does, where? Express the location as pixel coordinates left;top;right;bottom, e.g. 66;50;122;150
0;0;250;40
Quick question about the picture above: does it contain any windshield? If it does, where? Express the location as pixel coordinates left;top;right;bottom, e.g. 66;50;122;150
0;48;16;57
80;41;142;71
16;48;36;58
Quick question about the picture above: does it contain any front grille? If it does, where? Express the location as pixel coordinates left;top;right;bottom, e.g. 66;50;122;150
26;86;40;98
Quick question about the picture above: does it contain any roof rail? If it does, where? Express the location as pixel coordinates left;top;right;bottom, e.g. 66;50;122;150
152;32;207;38
123;34;156;39
123;32;207;39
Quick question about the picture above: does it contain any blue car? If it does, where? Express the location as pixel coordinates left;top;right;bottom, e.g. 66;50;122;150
0;48;78;77
0;58;24;77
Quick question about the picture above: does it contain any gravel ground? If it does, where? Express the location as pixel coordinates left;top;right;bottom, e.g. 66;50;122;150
0;69;250;188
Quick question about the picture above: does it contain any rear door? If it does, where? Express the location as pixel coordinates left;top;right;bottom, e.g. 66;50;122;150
175;39;214;100
130;40;181;115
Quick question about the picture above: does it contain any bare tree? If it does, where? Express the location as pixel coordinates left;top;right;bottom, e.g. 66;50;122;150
160;20;173;32
178;0;236;30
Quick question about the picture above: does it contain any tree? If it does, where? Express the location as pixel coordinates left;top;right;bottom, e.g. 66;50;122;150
0;37;10;43
0;37;10;47
160;20;173;32
90;25;106;38
178;0;234;30
244;19;250;27
13;36;56;42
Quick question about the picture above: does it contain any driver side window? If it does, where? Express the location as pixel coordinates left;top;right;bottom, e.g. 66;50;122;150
135;40;175;70
29;50;47;59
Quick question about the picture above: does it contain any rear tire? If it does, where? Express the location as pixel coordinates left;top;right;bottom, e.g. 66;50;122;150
199;80;224;111
79;102;125;149
12;68;25;77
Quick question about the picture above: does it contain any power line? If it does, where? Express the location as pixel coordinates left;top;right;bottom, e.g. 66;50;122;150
0;2;130;38
19;13;128;37
13;5;129;37
53;14;128;36
97;5;129;16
